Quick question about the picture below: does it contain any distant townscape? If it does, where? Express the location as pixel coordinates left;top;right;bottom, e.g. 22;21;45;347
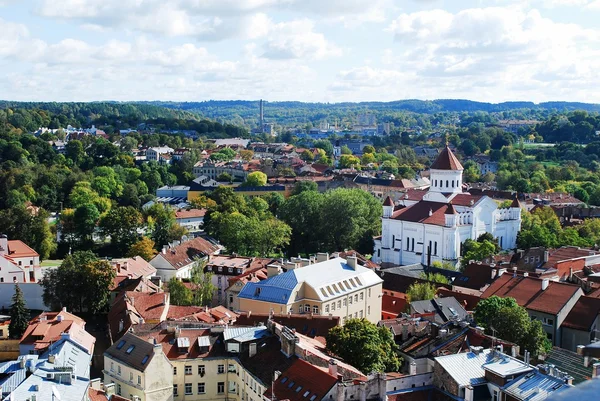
3;100;600;401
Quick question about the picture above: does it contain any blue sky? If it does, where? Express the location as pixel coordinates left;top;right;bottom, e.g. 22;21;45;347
1;0;599;103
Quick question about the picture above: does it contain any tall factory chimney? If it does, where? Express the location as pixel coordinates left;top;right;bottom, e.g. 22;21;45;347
259;99;264;128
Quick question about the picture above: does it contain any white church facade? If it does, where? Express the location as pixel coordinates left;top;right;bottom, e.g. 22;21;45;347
372;146;522;266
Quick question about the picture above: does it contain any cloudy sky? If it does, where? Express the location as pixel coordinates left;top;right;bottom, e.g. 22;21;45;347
0;0;599;103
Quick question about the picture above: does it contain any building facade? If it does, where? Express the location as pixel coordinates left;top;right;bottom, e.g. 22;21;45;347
373;146;522;266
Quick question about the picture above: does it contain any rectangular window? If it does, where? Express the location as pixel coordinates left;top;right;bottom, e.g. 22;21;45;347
228;364;236;373
368;288;371;297
360;292;363;301
138;375;141;385
229;381;236;393
117;365;121;376
129;372;133;381
524;256;529;263
429;240;432;255
354;312;358;318
343;299;347;306
434;242;438;255
198;365;205;375
360;310;363;318
368;306;371;315
406;237;410;251
304;305;310;312
331;302;336;311
198;383;205;394
325;304;329;313
218;382;225;394
313;305;319;314
185;365;192;375
110;362;114;372
354;294;358;303
185;383;193;395
337;300;342;308
173;384;178;397
117;384;121;396
411;238;415;251
218;364;225;374
349;296;353;304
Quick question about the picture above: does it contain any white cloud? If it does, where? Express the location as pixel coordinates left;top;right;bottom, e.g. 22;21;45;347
261;19;341;60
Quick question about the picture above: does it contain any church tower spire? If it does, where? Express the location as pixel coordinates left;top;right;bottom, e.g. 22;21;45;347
428;145;464;194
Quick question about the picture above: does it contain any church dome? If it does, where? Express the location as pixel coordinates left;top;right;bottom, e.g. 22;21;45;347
430;146;463;171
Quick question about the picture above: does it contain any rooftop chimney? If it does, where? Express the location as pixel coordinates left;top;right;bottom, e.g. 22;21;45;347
267;264;281;278
541;278;549;291
328;359;338;377
316;253;329;263
593;363;600;378
346;255;357;270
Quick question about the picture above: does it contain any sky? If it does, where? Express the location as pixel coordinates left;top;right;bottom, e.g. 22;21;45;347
1;0;599;103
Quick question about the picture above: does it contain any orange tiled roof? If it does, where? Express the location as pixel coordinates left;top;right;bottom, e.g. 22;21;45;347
430;146;463;170
264;359;338;401
392;201;448;226
159;237;220;270
6;240;39;258
175;208;207;219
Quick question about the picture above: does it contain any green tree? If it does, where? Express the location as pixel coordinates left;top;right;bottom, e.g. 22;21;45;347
74;203;100;242
326;318;402;373
0;205;56;260
167;277;193;306
313;139;333;155
216;172;233;183
127;237;158;261
40;251;116;313
339;154;361;168
145;203;184;249
406;282;437;303
340;145;352;155
474;296;551;357
461;239;497;269
291;180;318;195
190;261;217;306
419;272;450;285
9;284;29;339
243;171;268;187
362;145;375;154
99;206;143;254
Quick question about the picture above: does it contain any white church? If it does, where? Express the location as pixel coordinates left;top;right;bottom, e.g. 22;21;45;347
372;146;522;266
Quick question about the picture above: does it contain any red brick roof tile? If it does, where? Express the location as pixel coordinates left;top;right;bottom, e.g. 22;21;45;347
562;296;600;331
392;201;448;226
264;359;338;401
430;146;463;170
158;237;220;270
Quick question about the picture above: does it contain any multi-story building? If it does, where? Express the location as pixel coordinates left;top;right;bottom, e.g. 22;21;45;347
192;160;249;181
104;332;173;401
373;146;522;266
237;254;383;324
0;235;42;283
150;237;222;282
146;146;174;162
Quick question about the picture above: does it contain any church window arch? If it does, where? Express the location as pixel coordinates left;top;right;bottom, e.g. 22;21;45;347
446;180;449;188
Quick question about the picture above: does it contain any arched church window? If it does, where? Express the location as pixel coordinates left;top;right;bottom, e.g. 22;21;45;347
446;180;449;188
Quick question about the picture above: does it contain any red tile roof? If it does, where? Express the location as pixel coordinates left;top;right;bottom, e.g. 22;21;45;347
450;193;483;206
112;256;156;278
545;247;597;268
157;237;221;270
382;293;406;318
6;240;39;258
392;201;448;226
175;208;207;219
264;359;338;401
20;310;91;353
88;388;109;401
481;275;581;315
127;292;169;321
562;296;600;331
383;196;394;206
235;312;339;341
430;146;463;170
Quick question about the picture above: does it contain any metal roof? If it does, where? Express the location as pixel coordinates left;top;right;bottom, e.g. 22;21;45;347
503;371;571;401
223;325;269;343
434;349;493;387
482;355;532;378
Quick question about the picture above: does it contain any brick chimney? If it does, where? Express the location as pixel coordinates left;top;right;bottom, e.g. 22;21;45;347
328;359;338;377
346;255;357;270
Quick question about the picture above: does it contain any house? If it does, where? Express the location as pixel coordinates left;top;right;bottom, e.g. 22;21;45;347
1;333;94;401
481;275;583;346
408;297;469;325
225;265;270;311
0;315;9;339
433;347;570;401
175;208;207;232
469;154;499;175
103;332;173;401
560;296;600;352
19;308;94;356
238;255;383;324
149;236;221;281
205;255;276;306
264;358;339;401
111;256;157;280
145;146;174;161
373;146;522;266
0;235;42;283
192;160;250;181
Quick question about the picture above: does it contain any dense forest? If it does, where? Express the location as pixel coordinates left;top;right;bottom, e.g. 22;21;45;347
140;99;600;130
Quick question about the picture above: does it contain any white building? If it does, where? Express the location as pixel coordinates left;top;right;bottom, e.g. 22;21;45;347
0;235;42;283
372;146;522;266
146;146;174;162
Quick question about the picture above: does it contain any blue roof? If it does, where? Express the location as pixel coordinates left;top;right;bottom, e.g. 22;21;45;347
238;270;298;304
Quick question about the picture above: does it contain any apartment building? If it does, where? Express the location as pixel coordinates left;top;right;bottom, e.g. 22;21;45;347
237;255;383;324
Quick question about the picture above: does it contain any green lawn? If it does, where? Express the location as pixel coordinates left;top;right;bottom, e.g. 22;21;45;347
40;259;62;267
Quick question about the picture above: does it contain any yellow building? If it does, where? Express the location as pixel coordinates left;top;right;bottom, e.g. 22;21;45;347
104;332;174;401
237;255;383;324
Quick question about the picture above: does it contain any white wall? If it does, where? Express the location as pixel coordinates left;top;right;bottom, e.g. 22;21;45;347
0;283;47;310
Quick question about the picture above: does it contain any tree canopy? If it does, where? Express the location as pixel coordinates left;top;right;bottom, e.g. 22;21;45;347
326;318;402;373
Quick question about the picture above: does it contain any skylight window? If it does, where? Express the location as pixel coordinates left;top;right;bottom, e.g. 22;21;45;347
116;340;126;350
288;381;295;388
141;355;149;365
296;386;303;393
281;377;288;384
126;345;135;354
310;395;317;401
303;391;310;397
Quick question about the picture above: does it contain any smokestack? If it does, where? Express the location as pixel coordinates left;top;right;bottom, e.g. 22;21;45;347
328;359;338;377
346;256;357;270
542;279;549;291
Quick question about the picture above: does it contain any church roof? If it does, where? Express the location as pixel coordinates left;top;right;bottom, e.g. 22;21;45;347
445;204;457;215
430;146;463;171
383;196;394;206
391;201;449;226
510;197;521;208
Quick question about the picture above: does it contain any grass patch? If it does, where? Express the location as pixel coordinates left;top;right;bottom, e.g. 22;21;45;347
40;259;62;267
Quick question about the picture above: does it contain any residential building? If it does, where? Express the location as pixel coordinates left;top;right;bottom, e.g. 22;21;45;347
103;332;173;401
0;235;42;283
560;296;600;352
175;208;207;232
205;255;276;306
19;308;94;356
111;256;157;280
150;237;221;281
1;333;94;401
409;297;469;325
373;146;522;266
146;146;174;161
192;160;250;181
213;138;250;148
469;154;499;175
481;275;583;345
237;255;383;324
